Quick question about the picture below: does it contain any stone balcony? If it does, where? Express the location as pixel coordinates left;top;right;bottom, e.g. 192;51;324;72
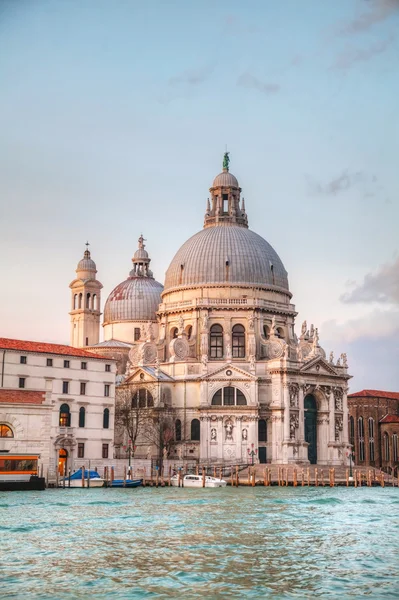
158;297;296;314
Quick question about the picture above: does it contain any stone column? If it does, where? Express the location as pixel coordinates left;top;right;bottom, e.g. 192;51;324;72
217;416;224;461
283;384;290;441
199;417;209;462
236;417;243;461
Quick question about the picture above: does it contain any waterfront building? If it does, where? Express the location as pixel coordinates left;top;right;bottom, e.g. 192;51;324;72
78;155;351;466
0;338;116;476
348;389;399;475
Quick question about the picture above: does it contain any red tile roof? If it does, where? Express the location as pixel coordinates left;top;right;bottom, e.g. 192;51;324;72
0;389;46;405
0;338;113;361
348;389;399;401
380;414;399;424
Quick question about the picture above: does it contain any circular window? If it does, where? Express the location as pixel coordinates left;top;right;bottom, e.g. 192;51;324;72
226;370;232;376
140;373;145;380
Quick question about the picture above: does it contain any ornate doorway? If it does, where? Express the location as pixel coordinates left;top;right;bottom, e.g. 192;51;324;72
304;395;317;464
58;448;68;475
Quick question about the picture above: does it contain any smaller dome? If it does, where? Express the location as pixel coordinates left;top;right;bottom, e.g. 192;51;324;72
134;248;149;260
212;170;239;188
77;249;96;273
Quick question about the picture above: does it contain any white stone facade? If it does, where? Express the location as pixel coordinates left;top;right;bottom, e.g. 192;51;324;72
0;340;116;478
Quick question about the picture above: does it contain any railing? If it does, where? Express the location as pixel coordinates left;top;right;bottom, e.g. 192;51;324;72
159;298;296;312
58;427;75;436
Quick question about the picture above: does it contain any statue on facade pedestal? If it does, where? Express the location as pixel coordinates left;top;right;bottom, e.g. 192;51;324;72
329;351;334;364
211;428;217;442
225;420;234;441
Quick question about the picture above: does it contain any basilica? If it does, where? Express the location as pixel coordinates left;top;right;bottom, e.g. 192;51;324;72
70;154;351;466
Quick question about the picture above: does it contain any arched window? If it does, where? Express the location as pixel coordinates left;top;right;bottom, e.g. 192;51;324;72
78;293;82;309
210;324;223;359
232;324;245;358
384;433;390;461
368;418;375;462
59;404;71;427
263;325;270;340
103;408;110;429
393;434;398;463
175;419;182;441
276;327;285;339
131;388;154;409
171;328;178;340
349;416;355;448
78;407;85;428
92;294;97;310
191;418;200;441
186;325;193;340
86;293;91;309
258;419;267;442
211;387;247;406
0;424;13;438
358;417;365;461
74;294;78;309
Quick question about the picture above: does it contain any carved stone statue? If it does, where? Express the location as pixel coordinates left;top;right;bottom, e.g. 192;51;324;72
249;355;256;372
335;417;343;442
202;313;209;331
248;313;255;330
329;351;334;364
301;321;307;337
211;428;217;442
146;321;153;341
336;357;341;367
177;316;184;335
270;315;276;337
140;323;146;340
290;414;298;440
225;420;233;441
242;428;248;441
341;353;348;367
226;343;232;360
223;151;230;171
309;324;314;339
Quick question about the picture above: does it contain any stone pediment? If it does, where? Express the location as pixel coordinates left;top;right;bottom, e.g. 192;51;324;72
201;363;256;382
124;366;174;384
300;356;338;376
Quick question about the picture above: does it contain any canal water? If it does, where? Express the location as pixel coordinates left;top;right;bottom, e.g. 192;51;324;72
1;486;398;598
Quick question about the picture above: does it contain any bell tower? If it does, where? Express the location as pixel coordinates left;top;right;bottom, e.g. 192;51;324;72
69;244;102;348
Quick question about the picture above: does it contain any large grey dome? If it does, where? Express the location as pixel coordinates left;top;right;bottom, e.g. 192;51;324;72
164;225;289;293
103;277;163;324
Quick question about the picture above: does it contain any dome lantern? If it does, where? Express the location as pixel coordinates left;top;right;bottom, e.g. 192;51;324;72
204;152;248;229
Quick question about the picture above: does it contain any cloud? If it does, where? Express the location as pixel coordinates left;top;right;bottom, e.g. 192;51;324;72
332;35;394;70
168;64;214;86
307;170;367;196
322;308;399;343
237;72;280;95
341;0;399;35
340;256;399;304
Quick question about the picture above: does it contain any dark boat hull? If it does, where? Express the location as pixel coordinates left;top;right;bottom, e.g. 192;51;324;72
110;479;142;488
0;476;46;491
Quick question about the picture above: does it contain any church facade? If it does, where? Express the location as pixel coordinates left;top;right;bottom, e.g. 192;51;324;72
74;155;351;466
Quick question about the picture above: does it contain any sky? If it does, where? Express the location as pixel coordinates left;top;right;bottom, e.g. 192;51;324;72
0;0;398;392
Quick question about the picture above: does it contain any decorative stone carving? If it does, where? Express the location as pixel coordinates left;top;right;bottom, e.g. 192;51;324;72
128;344;140;366
289;383;299;407
146;321;154;341
224;419;234;441
290;414;299;439
333;387;343;411
202;312;209;331
297;341;312;362
300;320;307;339
242;428;248;441
210;428;217;442
248;313;255;330
200;331;208;357
329;351;334;364
264;339;284;360
226;342;232;360
169;337;189;362
177;316;184;335
341;353;348;367
249;355;256;373
335;416;343;441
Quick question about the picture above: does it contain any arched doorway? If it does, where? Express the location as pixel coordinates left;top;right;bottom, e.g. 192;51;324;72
58;448;68;475
304;395;317;464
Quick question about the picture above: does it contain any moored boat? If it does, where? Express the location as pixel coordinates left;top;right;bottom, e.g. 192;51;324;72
110;478;143;488
59;468;105;488
170;474;227;488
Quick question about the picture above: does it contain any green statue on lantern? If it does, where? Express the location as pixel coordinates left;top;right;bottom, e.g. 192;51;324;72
223;151;230;171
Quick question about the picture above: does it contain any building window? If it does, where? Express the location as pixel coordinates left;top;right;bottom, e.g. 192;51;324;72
258;419;267;442
368;418;375;462
103;408;110;429
47;358;53;367
20;356;27;364
222;193;228;214
78;407;86;428
263;325;270;340
132;388;154;408
232;324;246;358
393;434;398;463
85;337;88;346
210;324;224;359
59;403;71;427
191;419;200;441
105;364;111;372
384;433;390;461
62;381;69;394
19;378;25;389
80;382;86;395
64;360;70;368
211;387;247;406
349;416;355;449
102;443;109;459
104;384;110;397
134;328;141;342
175;419;182;441
358;417;365;462
81;362;87;370
0;424;14;438
78;443;85;459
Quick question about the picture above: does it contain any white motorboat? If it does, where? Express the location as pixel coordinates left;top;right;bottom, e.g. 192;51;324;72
170;474;227;488
59;468;105;488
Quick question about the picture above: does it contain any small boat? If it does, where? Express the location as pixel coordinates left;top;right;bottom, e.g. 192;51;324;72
110;478;142;488
170;474;227;488
60;469;105;488
0;453;45;491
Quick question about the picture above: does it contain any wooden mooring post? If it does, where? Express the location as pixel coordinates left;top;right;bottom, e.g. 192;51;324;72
252;468;256;487
202;467;206;488
123;466;126;488
231;467;234;487
293;469;297;487
236;465;239;487
307;468;310;486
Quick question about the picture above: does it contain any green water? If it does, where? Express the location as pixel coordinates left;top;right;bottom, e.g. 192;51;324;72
0;486;398;598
